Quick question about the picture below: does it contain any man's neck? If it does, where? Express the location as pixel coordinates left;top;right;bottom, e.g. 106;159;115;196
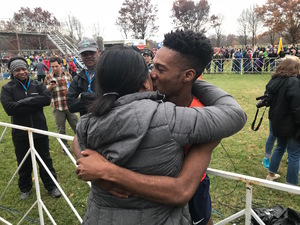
87;66;96;73
166;90;193;107
53;71;61;76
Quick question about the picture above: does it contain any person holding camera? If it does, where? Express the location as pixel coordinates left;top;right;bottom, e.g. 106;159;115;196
253;94;287;169
45;56;78;153
264;56;300;185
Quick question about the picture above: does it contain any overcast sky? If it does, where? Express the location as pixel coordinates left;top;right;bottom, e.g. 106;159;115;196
1;0;264;42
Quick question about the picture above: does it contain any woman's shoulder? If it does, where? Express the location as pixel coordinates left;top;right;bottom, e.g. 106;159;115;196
286;76;300;87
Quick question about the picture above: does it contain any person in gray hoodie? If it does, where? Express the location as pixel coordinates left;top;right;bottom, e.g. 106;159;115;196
75;43;246;224
33;57;49;83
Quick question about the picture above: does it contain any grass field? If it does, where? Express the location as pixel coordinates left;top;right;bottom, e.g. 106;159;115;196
0;73;299;224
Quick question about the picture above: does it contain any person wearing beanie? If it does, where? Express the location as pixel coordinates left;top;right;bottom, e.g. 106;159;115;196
33;56;49;83
0;56;61;199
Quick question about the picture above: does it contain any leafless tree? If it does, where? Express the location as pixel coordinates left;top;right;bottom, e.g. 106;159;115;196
116;10;131;39
210;14;224;47
65;14;83;41
90;22;104;39
246;5;263;46
237;9;248;46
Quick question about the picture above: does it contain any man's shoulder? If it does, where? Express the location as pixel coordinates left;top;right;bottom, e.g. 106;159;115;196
2;80;14;89
74;70;86;79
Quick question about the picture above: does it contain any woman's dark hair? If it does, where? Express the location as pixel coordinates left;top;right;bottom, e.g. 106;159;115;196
89;45;149;116
7;56;28;80
272;56;300;78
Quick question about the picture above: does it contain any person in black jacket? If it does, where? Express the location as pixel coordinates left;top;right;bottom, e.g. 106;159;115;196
0;56;61;199
66;38;100;116
265;56;300;185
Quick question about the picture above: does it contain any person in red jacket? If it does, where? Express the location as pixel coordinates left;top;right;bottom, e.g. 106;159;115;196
69;59;77;78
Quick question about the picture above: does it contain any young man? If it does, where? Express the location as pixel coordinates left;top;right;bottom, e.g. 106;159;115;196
66;38;101;116
1;56;61;199
75;30;246;224
33;57;49;83
45;56;78;152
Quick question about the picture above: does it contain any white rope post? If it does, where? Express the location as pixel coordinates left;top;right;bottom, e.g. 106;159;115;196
28;131;44;225
0;126;7;143
0;216;12;225
0;149;31;201
245;183;252;225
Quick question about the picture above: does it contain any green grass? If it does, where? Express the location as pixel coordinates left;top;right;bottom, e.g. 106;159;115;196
203;74;300;223
0;74;299;224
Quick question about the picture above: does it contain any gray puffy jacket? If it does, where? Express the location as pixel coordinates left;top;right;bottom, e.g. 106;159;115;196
76;80;247;225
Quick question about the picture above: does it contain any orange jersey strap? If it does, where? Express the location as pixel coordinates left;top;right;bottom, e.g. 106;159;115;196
189;96;204;108
184;96;206;182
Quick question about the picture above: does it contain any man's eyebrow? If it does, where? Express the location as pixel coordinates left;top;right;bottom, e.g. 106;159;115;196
154;62;168;70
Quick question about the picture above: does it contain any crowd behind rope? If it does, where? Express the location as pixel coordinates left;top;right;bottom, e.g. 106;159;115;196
205;44;300;74
1;44;300;78
0;51;81;79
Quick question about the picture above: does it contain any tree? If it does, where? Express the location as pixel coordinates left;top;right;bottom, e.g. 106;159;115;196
247;5;263;47
90;23;104;51
116;0;159;39
256;0;300;45
6;7;60;33
64;14;83;41
224;34;239;47
210;14;224;47
237;9;248;46
172;0;210;33
116;9;131;39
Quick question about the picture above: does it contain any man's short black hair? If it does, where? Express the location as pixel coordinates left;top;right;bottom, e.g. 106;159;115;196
163;30;213;76
49;56;62;65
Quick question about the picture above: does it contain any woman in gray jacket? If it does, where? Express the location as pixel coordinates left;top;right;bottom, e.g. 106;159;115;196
76;46;246;225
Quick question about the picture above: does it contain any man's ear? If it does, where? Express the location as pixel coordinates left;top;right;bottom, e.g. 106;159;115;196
183;69;196;82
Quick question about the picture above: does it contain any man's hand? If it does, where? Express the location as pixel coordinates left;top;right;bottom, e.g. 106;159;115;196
48;82;57;91
76;149;133;198
76;149;109;181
